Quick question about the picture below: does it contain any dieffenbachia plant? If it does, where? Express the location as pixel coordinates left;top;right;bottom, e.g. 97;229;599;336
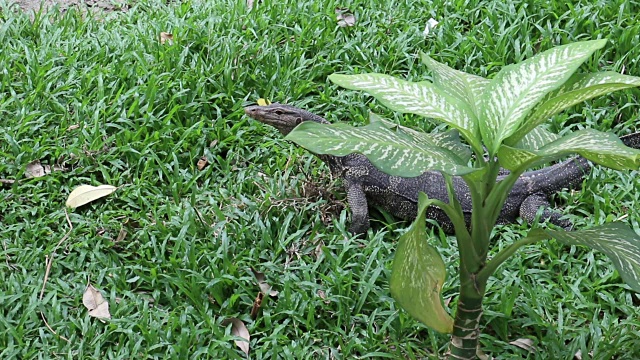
285;40;640;359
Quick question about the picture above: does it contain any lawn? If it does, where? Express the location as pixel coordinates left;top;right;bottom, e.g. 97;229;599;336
1;0;640;358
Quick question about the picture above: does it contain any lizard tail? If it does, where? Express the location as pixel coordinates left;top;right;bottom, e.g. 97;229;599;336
621;132;640;149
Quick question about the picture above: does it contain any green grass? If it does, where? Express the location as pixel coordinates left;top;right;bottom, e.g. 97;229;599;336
1;0;640;358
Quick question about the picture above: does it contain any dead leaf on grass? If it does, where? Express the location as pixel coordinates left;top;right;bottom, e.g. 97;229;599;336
82;284;111;319
335;7;356;27
509;338;535;353
257;98;271;106
115;228;127;243
250;268;278;296
222;317;250;355
197;156;209;171
160;32;174;45
314;241;324;259
247;0;254;11
317;289;330;304
67;124;80;131
423;18;439;36
66;184;117;208
25;160;64;179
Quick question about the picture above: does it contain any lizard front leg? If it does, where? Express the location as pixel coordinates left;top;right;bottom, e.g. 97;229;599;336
520;193;572;229
344;179;370;235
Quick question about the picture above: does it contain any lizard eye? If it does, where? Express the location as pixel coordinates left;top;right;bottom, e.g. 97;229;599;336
274;109;284;115
295;117;303;125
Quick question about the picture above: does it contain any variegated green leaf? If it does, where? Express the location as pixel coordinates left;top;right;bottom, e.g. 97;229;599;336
508;71;640;145
513;126;559;150
480;39;607;153
498;129;640;171
286;120;476;176
329;73;482;152
368;112;472;162
533;223;640;293
390;192;454;333
421;53;489;117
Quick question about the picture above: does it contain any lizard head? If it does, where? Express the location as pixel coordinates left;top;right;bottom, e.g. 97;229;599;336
244;103;329;136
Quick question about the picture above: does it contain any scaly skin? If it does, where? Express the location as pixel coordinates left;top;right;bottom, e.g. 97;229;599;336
245;103;640;234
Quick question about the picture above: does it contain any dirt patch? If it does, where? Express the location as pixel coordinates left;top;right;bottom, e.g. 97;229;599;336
11;0;128;15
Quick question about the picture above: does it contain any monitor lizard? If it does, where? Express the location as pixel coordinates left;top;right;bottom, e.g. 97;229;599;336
245;103;640;234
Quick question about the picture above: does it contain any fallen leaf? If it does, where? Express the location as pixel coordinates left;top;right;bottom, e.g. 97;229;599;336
509;338;535;353
67;124;80;131
66;184;117;208
197;156;209;171
476;348;492;360
257;98;271;106
82;284;111;319
250;268;278;296
0;179;15;185
314;241;324;259
115;228;127;243
160;32;174;45
423;18;439;36
247;0;254;10
222;318;250;355
335;7;356;27
250;292;264;319
317;289;330;304
25;160;64;178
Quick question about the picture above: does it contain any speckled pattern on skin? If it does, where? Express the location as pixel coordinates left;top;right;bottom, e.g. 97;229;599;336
245;103;640;234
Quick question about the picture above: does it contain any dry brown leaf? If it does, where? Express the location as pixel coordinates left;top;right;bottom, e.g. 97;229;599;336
314;241;324;259
115;228;127;242
251;268;278;296
67;124;80;131
25;160;64;179
197;156;209;171
160;32;174;45
66;184;117;208
222;317;250;355
335;7;356;27
317;289;330;304
509;338;535;352
82;284;111;319
250;292;264;319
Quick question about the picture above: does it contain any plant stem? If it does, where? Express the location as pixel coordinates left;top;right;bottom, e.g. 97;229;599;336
477;232;549;284
448;270;485;359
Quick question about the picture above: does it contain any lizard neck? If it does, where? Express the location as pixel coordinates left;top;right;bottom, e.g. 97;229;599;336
318;154;345;176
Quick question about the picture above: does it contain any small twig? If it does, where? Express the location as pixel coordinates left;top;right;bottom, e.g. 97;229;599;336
39;210;73;301
39;210;73;343
40;312;70;343
192;205;210;227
